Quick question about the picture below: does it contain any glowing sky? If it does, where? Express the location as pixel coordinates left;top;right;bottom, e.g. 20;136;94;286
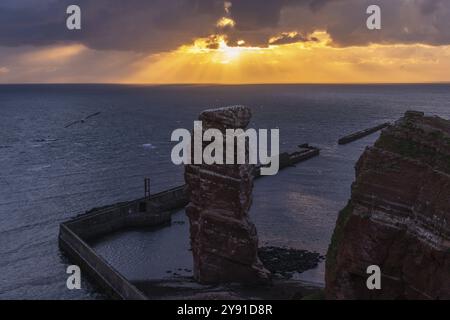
127;31;450;84
1;0;450;84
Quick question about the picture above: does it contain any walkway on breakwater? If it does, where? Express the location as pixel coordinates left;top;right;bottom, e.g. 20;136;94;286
58;144;320;299
338;123;390;145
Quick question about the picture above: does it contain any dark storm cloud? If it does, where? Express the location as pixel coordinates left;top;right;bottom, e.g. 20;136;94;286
1;0;450;53
0;0;225;52
419;0;444;15
226;0;332;30
311;0;450;47
216;0;333;47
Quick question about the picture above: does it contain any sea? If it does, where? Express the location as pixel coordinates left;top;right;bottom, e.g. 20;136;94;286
1;84;449;299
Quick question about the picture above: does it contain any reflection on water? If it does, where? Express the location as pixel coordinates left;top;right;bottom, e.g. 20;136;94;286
91;211;192;282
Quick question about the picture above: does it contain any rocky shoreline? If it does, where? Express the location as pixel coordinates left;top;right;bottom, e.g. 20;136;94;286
259;246;324;279
140;245;325;300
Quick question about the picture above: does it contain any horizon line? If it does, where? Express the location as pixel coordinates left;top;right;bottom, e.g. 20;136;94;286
0;82;450;86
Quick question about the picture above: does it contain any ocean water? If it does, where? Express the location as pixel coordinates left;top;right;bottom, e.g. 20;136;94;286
1;84;449;299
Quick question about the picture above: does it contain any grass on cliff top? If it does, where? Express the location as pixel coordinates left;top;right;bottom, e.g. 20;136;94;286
375;128;450;174
326;202;353;274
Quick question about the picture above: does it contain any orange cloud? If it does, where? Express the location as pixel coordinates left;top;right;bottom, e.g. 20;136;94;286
2;31;450;84
125;31;450;84
22;44;87;64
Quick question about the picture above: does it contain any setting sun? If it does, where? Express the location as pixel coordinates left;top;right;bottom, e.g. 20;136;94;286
216;17;236;28
182;34;270;65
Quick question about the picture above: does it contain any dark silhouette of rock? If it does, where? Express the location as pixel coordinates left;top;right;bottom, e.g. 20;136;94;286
326;111;450;299
185;105;271;284
258;247;323;279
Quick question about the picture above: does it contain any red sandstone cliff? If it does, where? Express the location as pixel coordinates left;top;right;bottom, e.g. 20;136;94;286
326;111;450;299
185;106;271;285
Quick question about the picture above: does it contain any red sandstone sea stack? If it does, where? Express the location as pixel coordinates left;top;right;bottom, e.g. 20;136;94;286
326;111;450;299
184;106;271;285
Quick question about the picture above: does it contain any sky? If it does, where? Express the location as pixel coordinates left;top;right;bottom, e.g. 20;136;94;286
1;0;450;84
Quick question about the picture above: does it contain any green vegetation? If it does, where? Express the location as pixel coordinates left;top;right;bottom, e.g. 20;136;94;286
301;290;326;300
376;132;450;174
326;202;353;273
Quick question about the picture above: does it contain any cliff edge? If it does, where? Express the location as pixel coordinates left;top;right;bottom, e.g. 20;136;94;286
326;111;450;299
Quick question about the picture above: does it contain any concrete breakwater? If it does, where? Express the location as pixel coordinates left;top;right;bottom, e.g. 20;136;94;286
58;144;320;299
338;123;390;145
59;186;187;299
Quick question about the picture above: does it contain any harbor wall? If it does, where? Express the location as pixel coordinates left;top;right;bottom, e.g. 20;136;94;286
59;224;147;300
58;146;319;299
58;185;188;299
